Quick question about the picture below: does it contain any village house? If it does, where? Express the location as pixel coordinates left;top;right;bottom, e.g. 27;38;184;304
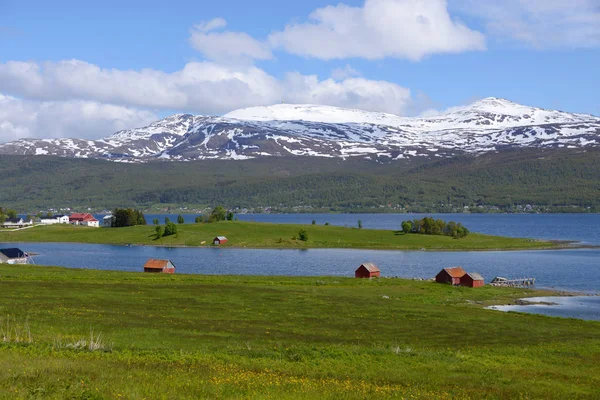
0;248;29;264
435;267;467;285
103;215;115;228
460;272;485;288
213;236;228;245
1;217;33;229
355;263;381;278
69;213;100;228
39;214;70;225
143;259;176;274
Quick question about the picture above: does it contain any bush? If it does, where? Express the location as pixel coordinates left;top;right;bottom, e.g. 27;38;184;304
298;229;308;241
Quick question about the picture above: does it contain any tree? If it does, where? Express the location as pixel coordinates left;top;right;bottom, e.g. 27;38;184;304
154;225;163;239
165;217;170;224
401;221;412;234
358;220;363;229
195;216;203;223
209;206;227;223
177;214;184;224
153;218;159;226
298;229;308;241
312;220;316;225
226;211;234;221
7;209;17;219
163;221;178;237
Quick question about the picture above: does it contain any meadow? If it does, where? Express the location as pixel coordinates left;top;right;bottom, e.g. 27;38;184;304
0;221;560;251
0;265;598;399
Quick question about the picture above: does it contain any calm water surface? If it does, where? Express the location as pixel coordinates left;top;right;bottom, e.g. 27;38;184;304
489;296;600;321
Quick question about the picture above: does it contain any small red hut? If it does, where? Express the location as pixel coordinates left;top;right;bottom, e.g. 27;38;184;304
460;272;485;288
355;263;381;278
143;259;176;274
435;267;466;285
213;236;228;245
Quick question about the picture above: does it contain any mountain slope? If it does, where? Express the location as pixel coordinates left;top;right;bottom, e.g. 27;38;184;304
1;98;598;162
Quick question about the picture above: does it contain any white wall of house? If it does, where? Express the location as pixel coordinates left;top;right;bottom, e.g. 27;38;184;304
82;220;100;228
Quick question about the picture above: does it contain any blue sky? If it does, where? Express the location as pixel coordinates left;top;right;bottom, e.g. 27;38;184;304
0;0;599;141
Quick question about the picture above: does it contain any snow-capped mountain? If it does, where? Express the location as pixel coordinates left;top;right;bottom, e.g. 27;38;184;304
1;98;598;162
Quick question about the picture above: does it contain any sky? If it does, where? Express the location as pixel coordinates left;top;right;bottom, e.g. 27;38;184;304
0;0;599;142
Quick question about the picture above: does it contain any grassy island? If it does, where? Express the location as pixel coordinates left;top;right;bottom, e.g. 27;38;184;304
0;221;560;251
0;266;598;399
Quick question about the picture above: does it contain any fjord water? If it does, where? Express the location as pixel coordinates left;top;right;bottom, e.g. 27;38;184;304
4;214;600;295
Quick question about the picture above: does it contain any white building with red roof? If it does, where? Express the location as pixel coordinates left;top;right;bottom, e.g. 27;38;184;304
69;213;100;228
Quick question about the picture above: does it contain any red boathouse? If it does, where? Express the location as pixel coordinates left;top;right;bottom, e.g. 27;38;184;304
435;267;466;285
143;259;176;274
355;263;381;278
460;272;485;288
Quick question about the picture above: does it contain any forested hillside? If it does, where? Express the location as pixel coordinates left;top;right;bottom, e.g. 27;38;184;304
1;148;599;212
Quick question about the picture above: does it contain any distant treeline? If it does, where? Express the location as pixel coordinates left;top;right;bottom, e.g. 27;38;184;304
402;217;470;238
1;148;600;212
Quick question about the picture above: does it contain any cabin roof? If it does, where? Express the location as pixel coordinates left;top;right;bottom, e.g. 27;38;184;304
465;272;484;281
360;263;380;273
0;248;26;259
215;236;228;241
143;259;174;269
5;218;23;223
443;267;467;278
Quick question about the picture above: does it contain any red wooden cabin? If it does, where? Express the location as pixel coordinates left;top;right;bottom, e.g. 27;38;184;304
460;272;485;288
435;267;466;285
143;259;176;274
213;236;228;245
355;263;381;278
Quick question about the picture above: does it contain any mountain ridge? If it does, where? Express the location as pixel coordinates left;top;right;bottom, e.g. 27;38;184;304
1;98;598;162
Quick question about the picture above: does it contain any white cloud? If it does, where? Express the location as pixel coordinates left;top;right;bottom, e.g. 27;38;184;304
268;0;486;61
0;59;415;117
0;94;157;143
189;18;272;61
284;73;411;114
454;0;600;48
331;64;361;81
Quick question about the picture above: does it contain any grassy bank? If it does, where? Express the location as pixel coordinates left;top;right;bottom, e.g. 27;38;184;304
0;221;559;251
0;266;598;399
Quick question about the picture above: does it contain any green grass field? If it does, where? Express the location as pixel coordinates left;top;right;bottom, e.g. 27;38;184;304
0;221;559;251
0;266;598;399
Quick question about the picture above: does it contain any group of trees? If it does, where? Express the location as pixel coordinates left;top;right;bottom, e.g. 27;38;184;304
153;217;178;239
195;206;235;223
401;217;470;238
112;208;146;227
0;207;18;224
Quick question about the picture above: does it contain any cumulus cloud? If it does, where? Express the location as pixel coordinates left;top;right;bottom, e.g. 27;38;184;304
0;59;414;117
331;65;361;81
0;94;157;143
284;73;411;114
454;0;600;48
268;0;486;61
189;18;273;61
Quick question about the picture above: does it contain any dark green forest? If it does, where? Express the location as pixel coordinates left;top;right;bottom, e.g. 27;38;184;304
1;148;599;212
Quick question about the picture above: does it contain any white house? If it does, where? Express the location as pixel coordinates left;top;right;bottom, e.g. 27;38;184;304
39;214;70;225
102;215;115;228
1;218;33;228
